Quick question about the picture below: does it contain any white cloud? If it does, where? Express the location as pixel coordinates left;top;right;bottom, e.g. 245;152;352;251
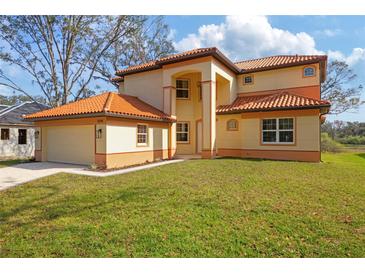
174;15;323;61
314;28;342;37
328;48;365;66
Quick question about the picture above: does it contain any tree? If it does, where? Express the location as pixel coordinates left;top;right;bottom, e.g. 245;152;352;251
94;16;175;85
0;16;174;107
321;60;364;114
0;94;47;105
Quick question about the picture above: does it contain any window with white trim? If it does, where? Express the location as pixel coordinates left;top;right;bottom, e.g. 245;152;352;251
137;124;148;145
262;118;294;144
176;122;189;143
243;75;253;85
176;79;189;99
227;119;238;131
303;66;315;77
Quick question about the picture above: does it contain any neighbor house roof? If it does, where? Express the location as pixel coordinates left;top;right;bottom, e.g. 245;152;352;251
0;104;10;114
25;92;175;122
0;102;49;126
114;47;327;79
216;92;331;114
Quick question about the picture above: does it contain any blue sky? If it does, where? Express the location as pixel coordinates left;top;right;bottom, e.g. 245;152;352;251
1;16;364;122
166;15;365;122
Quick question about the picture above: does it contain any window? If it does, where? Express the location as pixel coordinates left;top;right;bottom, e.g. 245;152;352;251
243;75;253;85
176;122;189;143
1;128;10;140
176;79;189;99
18;129;27;145
137;124;148;145
198;83;202;101
303;66;315;77
227;119;238;131
262;118;294;144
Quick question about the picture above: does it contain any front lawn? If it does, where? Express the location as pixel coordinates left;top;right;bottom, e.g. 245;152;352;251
0;153;364;257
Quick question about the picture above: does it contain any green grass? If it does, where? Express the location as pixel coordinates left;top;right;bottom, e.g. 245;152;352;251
1;153;364;257
0;159;29;168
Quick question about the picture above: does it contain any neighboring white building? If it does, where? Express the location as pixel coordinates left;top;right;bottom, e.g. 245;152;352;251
0;102;48;158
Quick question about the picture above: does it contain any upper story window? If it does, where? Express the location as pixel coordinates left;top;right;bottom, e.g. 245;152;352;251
176;79;189;99
1;128;10;140
227;119;239;131
262;118;294;144
137;124;148;146
303;66;315;77
243;75;254;85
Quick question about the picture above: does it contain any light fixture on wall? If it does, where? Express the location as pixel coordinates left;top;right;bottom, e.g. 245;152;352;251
96;128;102;139
35;130;40;139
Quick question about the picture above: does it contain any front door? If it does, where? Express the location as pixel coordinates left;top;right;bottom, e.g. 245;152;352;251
196;120;202;154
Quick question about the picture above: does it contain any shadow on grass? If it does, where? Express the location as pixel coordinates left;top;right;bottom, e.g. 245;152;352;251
0;185;155;226
216;157;273;162
356;153;365;160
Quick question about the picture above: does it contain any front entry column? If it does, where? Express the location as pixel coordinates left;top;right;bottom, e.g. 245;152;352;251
163;85;177;159
201;78;216;159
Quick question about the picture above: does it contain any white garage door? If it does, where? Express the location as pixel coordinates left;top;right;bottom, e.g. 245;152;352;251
46;125;94;165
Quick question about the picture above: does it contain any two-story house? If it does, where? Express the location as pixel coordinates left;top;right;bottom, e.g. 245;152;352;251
25;47;330;168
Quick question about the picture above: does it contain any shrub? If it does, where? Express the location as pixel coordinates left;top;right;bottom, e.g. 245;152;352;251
321;133;343;152
337;135;365;145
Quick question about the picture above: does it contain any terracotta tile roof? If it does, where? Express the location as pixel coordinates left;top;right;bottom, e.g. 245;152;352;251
25;92;175;122
235;55;327;72
115;47;240;76
114;47;327;79
216;92;330;114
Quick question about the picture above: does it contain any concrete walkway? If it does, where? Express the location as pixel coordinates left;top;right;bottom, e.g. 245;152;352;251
0;159;184;191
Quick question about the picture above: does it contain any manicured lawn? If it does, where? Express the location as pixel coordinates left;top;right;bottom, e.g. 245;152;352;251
0;159;29;168
0;153;364;257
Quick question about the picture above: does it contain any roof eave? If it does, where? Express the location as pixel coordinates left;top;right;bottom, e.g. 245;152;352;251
239;58;328;74
216;104;331;115
115;49;241;77
25;111;175;123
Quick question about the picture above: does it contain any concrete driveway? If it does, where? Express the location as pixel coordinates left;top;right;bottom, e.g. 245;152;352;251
0;159;184;191
0;162;86;191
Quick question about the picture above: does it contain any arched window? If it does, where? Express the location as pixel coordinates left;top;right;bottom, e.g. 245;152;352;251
227;119;238;131
303;66;315;77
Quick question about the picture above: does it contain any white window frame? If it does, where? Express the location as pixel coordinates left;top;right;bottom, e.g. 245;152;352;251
176;79;190;99
176;122;189;143
243;75;254;85
303;66;315;77
136;124;148;146
227;119;239;131
262;118;295;145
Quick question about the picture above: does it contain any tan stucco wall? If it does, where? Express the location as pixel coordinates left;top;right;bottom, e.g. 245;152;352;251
106;149;169;169
237;64;320;94
216;114;242;149
175;73;201;155
123;69;163;111
241;116;320;151
106;121;168;154
95;124;106;154
216;112;320;152
212;59;237;104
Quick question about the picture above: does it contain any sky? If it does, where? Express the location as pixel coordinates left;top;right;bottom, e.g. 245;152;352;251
165;15;365;122
1;15;364;122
